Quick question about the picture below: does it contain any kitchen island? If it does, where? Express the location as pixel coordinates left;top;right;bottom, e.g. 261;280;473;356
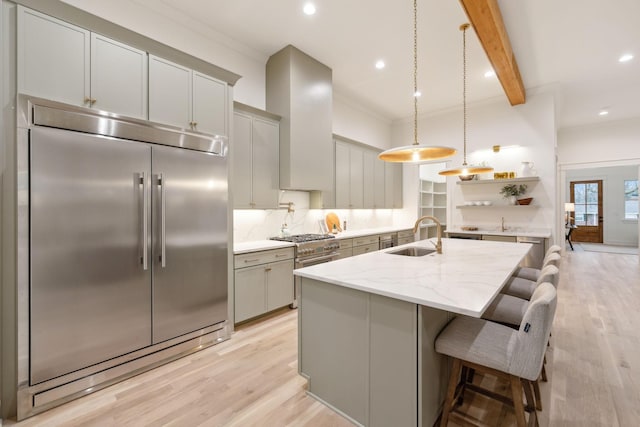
294;238;531;427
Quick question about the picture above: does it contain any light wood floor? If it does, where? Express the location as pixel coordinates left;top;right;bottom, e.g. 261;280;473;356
5;248;639;427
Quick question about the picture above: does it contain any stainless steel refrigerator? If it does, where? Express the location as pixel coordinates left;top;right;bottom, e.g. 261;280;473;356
18;95;229;415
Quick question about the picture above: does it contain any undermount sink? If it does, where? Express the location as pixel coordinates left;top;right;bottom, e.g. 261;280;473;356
387;247;436;257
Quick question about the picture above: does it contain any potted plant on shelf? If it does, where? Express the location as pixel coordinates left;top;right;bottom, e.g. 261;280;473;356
499;184;529;205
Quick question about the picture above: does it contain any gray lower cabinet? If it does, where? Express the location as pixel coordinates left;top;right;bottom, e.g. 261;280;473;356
481;234;517;242
352;235;380;256
234;248;294;323
335;238;353;260
397;229;415;246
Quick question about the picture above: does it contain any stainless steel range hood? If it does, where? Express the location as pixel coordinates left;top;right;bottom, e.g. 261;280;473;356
266;45;333;191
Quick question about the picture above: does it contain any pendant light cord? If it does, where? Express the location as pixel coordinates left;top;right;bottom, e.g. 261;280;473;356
413;0;418;146
461;23;469;166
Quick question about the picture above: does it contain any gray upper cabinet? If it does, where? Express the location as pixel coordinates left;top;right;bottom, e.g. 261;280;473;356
149;55;227;136
335;140;364;209
364;150;386;209
17;6;147;119
90;33;148;118
385;162;403;209
373;152;386;208
232;106;280;209
335;139;393;210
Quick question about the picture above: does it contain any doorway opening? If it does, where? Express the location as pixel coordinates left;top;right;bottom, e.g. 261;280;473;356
570;180;603;243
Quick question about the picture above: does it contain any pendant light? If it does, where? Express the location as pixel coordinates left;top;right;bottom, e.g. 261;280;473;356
378;0;456;163
439;23;493;177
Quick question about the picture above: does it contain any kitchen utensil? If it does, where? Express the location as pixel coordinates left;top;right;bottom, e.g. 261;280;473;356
325;212;342;232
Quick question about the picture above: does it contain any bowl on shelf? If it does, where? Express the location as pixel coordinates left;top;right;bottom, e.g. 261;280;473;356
517;197;533;205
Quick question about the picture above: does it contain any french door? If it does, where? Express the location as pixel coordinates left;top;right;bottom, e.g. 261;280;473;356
570;180;603;243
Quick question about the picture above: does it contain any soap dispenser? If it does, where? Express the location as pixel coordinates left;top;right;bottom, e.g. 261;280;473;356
280;223;291;237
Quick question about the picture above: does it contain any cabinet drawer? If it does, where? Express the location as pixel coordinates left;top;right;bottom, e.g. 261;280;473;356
397;229;414;239
352;242;379;256
337;238;353;249
353;235;379;247
335;248;353;260
397;236;414;246
234;247;294;268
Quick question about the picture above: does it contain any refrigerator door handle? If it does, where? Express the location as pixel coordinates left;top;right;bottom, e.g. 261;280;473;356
159;173;167;268
141;172;149;270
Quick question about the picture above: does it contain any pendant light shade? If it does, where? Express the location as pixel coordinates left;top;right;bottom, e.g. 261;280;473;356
379;0;456;163
439;24;493;177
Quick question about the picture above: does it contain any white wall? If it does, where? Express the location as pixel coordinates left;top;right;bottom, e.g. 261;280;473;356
558;118;640;165
393;92;558;241
332;93;392;150
565;166;638;246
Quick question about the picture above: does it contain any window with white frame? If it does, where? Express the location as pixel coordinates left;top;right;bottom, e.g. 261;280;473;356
624;180;638;220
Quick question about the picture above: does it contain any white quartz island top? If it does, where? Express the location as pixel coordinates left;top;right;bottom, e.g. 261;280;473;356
294;237;532;317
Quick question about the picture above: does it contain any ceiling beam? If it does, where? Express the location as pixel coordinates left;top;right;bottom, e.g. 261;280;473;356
458;0;526;105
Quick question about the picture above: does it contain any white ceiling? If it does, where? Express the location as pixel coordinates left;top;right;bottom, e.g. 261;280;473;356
132;0;640;130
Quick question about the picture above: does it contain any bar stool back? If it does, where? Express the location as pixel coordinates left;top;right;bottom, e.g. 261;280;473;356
435;282;557;427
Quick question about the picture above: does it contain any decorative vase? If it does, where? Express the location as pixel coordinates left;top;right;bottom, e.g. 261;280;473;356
508;196;517;205
519;161;535;177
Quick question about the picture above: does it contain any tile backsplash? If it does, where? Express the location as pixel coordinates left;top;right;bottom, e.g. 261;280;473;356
233;191;401;242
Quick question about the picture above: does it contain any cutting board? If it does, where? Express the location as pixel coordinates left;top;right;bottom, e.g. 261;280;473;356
325;212;342;232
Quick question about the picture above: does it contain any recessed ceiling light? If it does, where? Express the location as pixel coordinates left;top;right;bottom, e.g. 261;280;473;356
375;60;385;69
599;110;609;116
414;90;421;97
484;70;496;78
619;53;634;63
303;3;316;15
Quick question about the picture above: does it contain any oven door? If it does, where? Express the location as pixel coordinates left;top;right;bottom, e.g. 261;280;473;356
292;252;339;308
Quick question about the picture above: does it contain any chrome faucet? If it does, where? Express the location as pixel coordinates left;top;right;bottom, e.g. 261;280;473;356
413;215;443;254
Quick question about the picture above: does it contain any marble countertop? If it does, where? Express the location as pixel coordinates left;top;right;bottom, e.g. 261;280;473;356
445;227;551;238
294;238;531;317
233;225;415;254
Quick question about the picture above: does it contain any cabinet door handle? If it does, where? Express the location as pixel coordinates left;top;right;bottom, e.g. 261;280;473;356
244;259;260;263
275;254;288;258
265;267;272;272
84;97;92;105
90;98;97;106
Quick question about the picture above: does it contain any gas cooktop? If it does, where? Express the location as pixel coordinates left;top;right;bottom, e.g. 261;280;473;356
269;233;335;244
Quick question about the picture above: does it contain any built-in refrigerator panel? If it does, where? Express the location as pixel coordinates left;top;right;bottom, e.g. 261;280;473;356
151;146;228;343
29;127;153;385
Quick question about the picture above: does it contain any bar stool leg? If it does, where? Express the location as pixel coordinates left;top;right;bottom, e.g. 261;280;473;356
509;375;527;427
440;358;462;427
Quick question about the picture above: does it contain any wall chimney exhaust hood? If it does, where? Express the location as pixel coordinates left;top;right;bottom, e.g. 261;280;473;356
266;45;333;191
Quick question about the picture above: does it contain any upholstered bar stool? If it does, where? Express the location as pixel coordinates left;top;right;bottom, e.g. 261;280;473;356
435;283;557;427
513;246;561;281
502;264;559;300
